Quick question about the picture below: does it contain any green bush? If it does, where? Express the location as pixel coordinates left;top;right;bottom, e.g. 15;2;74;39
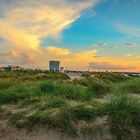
88;80;111;97
0;70;140;138
27;110;54;128
55;84;90;101
8;112;25;126
94;72;129;82
37;97;67;110
72;104;96;121
39;81;91;101
39;80;55;93
0;84;30;103
105;94;140;140
52;105;77;134
46;97;67;108
112;78;140;94
0;79;15;90
73;78;111;97
27;106;76;134
27;104;97;135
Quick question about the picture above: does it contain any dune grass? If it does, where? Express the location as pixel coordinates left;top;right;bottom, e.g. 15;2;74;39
112;78;140;94
27;103;98;135
0;70;140;139
39;80;91;101
103;94;140;140
74;78;112;97
88;80;111;97
0;79;15;90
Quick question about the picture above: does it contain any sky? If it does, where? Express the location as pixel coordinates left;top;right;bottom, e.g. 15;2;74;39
0;0;140;72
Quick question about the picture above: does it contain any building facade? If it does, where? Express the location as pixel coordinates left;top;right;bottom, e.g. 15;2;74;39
49;61;60;72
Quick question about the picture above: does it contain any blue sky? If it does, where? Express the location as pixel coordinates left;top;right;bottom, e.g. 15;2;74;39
0;0;140;71
41;0;140;52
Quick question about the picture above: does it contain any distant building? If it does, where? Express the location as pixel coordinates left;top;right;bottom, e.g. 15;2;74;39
49;61;60;72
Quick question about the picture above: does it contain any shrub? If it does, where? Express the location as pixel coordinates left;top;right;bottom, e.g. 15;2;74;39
27;106;77;134
94;72;128;82
37;97;67;110
88;80;111;97
73;79;111;97
52;105;77;134
105;94;140;140
112;78;140;94
27;104;97;135
39;80;55;93
27;110;54;128
39;81;91;101
53;104;98;134
45;97;67;108
0;84;30;104
8;112;25;126
0;79;15;90
73;78;92;87
72;104;96;121
55;84;90;101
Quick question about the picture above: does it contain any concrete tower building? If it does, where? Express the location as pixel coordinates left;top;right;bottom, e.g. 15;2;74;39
49;61;60;72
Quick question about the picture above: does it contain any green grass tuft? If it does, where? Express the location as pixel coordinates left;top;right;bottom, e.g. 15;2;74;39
105;94;140;140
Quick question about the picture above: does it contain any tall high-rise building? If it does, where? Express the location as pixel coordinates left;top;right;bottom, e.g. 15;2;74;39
49;61;60;71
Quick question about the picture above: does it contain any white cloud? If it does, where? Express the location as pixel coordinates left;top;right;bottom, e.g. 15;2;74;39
0;0;98;49
117;24;140;38
0;0;98;68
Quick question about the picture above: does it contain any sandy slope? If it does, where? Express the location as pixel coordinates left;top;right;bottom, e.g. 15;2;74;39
0;121;112;140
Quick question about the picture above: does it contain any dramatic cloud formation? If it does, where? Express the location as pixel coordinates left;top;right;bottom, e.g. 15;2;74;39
0;0;139;71
0;0;99;68
0;0;97;48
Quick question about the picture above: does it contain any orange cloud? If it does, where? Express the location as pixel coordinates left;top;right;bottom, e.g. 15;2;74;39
0;0;97;51
1;45;140;71
10;51;18;58
46;47;71;56
0;1;139;72
0;0;98;69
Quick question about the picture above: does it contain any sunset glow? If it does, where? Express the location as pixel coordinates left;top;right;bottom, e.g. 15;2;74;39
0;0;140;72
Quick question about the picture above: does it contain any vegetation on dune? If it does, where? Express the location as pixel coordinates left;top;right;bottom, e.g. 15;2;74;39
27;103;98;135
0;70;70;81
0;79;15;90
88;80;111;97
94;72;129;82
8;112;25;126
112;78;140;94
0;70;140;139
104;95;140;140
82;72;130;82
0;84;28;104
39;80;91;101
74;78;111;97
